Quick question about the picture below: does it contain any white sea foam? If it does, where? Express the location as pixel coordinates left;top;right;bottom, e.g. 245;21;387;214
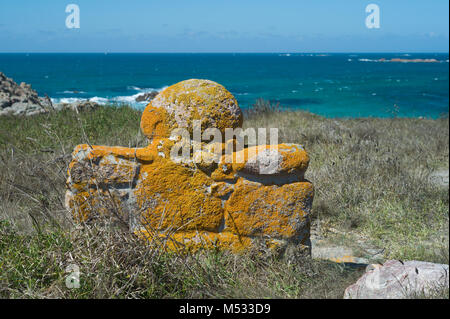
113;85;168;104
127;86;142;91
54;97;83;104
127;85;168;92
57;90;87;94
51;97;108;105
113;93;144;104
51;85;168;107
89;97;109;104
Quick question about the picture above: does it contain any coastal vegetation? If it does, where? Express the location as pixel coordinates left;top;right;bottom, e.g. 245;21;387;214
0;102;448;298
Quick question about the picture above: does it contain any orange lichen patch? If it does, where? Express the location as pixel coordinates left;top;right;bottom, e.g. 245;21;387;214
135;229;299;255
224;179;314;239
210;182;234;199
135;156;224;232
66;190;92;221
72;144;137;161
70;143;161;166
278;144;310;173
136;230;253;253
210;163;236;182
87;145;138;160
66;188;129;223
135;146;158;162
141;138;176;161
329;256;359;263
140;104;172;140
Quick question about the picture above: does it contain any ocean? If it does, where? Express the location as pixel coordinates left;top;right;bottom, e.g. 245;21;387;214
0;53;448;118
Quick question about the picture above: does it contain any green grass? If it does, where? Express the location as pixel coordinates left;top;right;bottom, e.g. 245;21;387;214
0;106;145;153
0;103;448;298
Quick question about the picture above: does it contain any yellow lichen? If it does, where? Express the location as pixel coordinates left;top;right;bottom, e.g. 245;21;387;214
140;104;172;141
149;79;243;136
210;182;234;198
278;144;310;173
136;230;252;253
224;179;314;239
135;155;224;232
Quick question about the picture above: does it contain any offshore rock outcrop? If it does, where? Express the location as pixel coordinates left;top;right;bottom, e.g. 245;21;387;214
65;79;314;256
135;91;158;102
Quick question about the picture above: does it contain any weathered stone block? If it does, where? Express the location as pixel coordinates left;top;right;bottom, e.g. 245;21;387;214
65;79;314;255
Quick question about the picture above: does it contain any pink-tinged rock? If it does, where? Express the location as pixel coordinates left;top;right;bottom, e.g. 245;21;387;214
344;260;449;299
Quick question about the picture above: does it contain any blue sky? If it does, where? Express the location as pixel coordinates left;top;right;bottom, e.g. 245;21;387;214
0;0;448;52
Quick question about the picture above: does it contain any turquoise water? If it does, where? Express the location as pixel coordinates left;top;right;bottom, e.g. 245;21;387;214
0;53;448;118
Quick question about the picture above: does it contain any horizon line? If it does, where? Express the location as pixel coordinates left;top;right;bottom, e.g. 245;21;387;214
0;51;449;54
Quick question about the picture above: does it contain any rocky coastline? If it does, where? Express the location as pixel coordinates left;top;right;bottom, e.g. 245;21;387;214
0;72;101;116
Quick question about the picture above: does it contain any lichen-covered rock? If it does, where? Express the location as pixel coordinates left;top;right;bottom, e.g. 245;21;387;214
140;79;243;140
344;260;450;299
65;79;314;256
224;179;313;240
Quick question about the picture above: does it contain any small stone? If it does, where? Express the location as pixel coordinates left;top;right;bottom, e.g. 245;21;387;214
344;260;449;299
429;169;449;188
310;239;370;264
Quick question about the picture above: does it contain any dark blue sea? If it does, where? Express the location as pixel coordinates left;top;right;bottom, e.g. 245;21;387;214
0;53;448;118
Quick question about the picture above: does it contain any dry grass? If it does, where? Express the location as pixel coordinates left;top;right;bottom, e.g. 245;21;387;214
0;218;363;298
0;102;448;298
244;102;449;263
